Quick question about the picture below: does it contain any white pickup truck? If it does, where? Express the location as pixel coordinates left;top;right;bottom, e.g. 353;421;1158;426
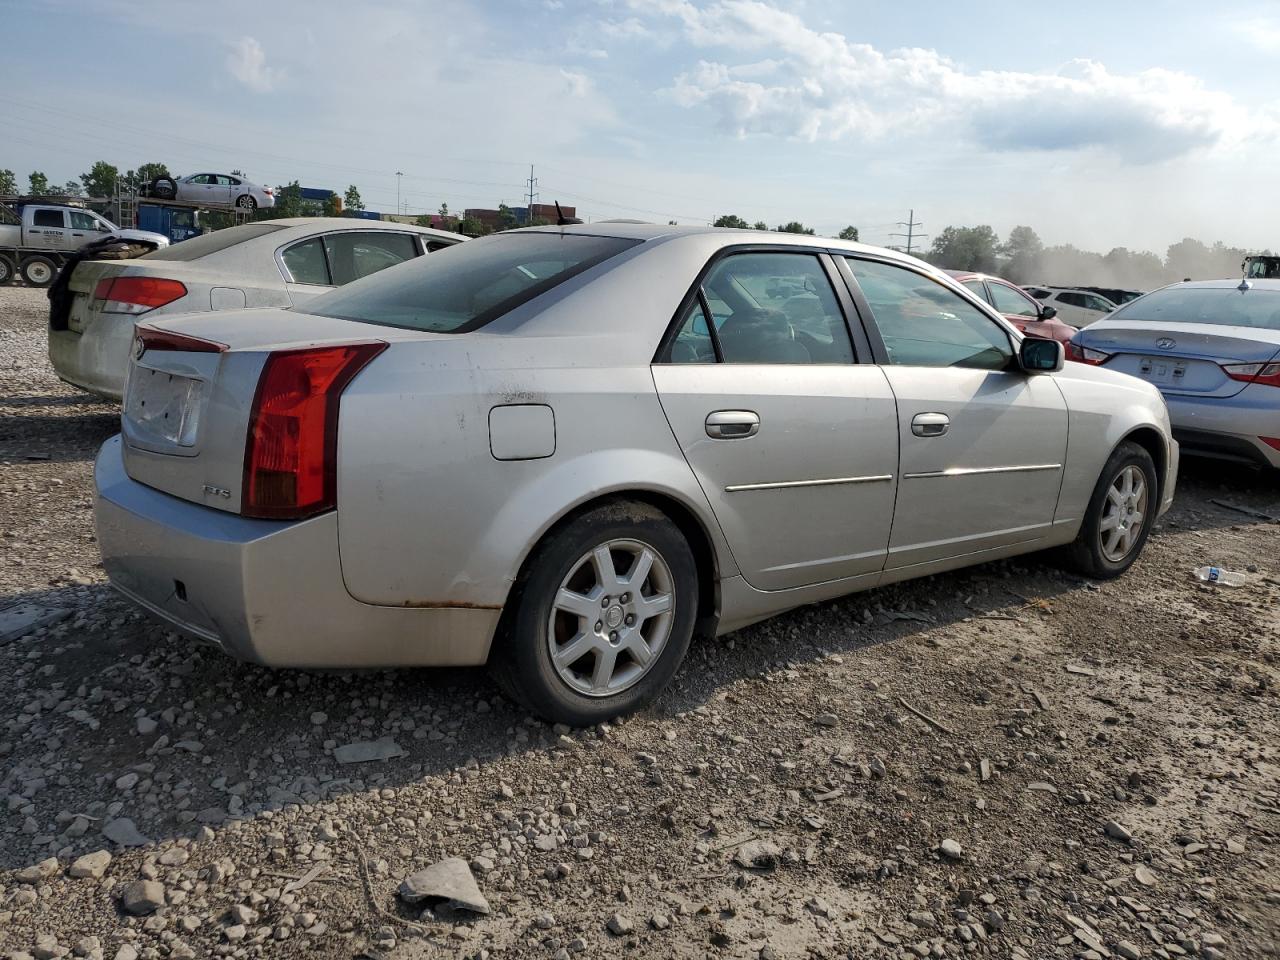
0;203;169;286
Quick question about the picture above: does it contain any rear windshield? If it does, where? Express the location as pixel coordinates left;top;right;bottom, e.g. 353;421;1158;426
306;232;640;333
1114;287;1280;331
141;222;287;261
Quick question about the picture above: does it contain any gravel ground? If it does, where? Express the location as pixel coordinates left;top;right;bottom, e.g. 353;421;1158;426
1;284;1277;960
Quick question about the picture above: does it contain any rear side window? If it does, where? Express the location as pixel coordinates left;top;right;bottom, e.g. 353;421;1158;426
308;232;639;333
666;252;855;364
142;222;286;261
962;279;991;303
323;232;419;286
282;238;330;285
33;209;65;228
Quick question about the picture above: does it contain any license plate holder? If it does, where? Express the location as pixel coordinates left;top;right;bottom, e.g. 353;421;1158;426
125;366;204;447
1137;356;1186;386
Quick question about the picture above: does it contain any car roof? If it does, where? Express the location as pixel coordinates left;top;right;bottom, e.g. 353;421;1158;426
522;222;936;269
1164;278;1280;291
264;217;465;242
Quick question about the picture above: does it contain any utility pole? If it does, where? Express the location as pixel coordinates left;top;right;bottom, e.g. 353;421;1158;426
526;165;539;221
889;208;927;254
395;171;403;217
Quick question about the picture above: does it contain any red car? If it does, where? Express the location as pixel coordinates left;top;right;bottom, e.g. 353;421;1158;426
947;270;1078;350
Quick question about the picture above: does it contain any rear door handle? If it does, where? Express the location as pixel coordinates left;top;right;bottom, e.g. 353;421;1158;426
705;410;760;439
911;412;949;437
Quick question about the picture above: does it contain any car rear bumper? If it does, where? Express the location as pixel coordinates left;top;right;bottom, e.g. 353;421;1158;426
1164;392;1280;469
49;323;130;401
94;436;500;667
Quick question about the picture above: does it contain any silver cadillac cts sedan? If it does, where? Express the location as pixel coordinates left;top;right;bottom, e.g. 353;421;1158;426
95;225;1178;725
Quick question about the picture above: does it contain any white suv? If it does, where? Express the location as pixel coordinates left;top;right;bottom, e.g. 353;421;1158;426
1023;286;1117;328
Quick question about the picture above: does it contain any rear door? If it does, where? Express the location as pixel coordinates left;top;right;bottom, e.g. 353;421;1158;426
652;249;899;591
839;256;1068;570
278;236;334;304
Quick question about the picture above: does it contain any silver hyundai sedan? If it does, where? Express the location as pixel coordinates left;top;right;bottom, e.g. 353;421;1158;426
94;225;1178;725
1069;279;1280;471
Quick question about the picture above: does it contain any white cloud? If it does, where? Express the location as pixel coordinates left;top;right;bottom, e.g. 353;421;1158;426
643;0;1267;162
226;36;283;92
1232;16;1280;53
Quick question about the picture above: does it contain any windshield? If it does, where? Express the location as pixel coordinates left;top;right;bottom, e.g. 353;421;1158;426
1113;286;1280;331
141;222;286;261
307;232;640;333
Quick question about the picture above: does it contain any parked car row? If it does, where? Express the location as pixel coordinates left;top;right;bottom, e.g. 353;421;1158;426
82;224;1180;725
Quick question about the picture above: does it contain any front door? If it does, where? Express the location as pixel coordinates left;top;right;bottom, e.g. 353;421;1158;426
652;250;899;591
840;256;1069;570
30;208;70;250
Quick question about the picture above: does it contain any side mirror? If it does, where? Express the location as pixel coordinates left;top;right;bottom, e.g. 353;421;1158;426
1038;303;1057;320
1019;337;1064;373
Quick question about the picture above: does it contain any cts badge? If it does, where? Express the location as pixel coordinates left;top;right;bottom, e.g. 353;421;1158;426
1156;337;1176;350
202;484;231;499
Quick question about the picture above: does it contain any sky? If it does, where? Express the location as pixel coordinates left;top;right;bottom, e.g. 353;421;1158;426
3;0;1278;254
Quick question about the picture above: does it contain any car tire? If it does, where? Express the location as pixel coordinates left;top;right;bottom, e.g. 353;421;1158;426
20;255;57;287
0;254;14;285
152;177;177;200
490;500;699;726
1061;441;1158;579
236;194;257;210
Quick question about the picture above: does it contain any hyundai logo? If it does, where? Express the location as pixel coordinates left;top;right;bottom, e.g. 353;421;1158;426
1156;337;1176;350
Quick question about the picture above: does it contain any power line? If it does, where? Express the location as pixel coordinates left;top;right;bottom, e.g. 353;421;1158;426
526;165;539;213
889;208;927;255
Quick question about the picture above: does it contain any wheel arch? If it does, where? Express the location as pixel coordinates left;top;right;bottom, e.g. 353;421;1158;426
492;486;724;662
1119;425;1167;502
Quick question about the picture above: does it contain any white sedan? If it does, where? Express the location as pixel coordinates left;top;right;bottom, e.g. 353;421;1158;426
151;173;276;210
49;218;464;399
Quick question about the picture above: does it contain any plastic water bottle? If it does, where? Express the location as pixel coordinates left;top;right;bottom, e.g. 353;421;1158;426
1194;566;1247;587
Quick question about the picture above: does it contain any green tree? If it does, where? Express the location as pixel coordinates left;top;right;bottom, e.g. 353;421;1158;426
0;169;16;194
928;225;1000;272
776;221;815;235
458;216;487;236
837;225;859;242
714;214;749;228
999;225;1043;283
80;161;119;198
230;169;244;177
438;202;449;218
752;221;768;231
415;214;433;228
61;180;83;197
135;162;171;185
28;171;49;195
323;194;342;217
261;181;303;219
344;184;363;212
497;203;518;231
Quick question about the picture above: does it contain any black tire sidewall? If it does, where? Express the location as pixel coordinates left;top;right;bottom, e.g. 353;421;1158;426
0;256;13;284
153;177;177;199
1079;442;1158;577
503;507;698;726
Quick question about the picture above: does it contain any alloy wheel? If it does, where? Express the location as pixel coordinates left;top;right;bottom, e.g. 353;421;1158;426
1099;464;1147;562
547;538;675;698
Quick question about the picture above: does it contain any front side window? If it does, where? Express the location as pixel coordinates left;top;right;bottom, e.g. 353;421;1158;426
33;209;65;228
281;238;330;285
989;281;1039;318
69;211;99;231
667;252;854;364
1058;292;1085;308
323;231;419;286
188;175;212;185
1085;294;1115;313
846;258;1013;370
308;232;639;333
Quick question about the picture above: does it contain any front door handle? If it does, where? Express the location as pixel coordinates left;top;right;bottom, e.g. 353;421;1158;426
911;412;949;437
705;410;760;440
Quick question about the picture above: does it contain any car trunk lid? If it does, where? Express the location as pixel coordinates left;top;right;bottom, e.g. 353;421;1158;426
119;309;428;513
1078;321;1280;399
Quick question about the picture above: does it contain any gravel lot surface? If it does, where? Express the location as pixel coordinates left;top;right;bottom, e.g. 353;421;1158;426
1;284;1277;960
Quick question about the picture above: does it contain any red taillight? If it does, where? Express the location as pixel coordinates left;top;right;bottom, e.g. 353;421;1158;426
1222;361;1280;388
135;325;226;355
1066;341;1110;365
94;276;187;315
242;343;386;519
